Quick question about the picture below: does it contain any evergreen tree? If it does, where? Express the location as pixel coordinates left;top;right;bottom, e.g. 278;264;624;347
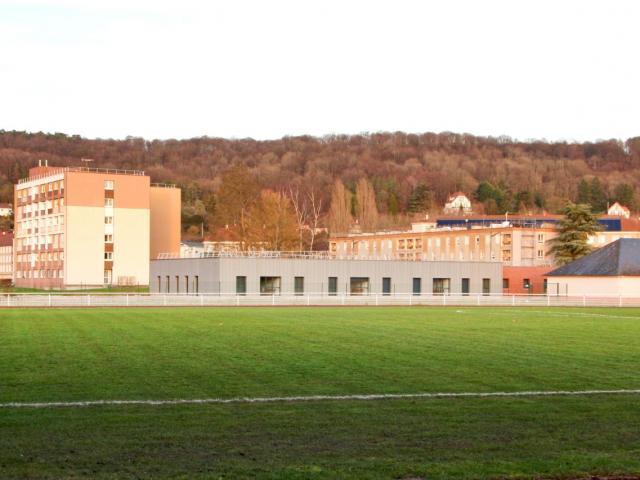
589;177;608;213
576;179;591;205
550;202;602;266
612;183;635;210
408;184;432;213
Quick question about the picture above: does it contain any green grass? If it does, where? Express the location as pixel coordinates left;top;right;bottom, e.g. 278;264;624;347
1;307;640;479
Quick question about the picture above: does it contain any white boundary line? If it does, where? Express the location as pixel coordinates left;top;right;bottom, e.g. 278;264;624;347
3;389;640;409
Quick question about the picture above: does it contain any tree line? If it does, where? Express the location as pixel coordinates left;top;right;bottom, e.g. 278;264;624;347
1;130;639;242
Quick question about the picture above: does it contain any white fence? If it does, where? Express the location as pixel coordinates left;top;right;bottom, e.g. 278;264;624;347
2;293;640;308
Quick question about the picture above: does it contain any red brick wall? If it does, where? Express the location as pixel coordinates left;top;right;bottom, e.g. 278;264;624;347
503;266;553;294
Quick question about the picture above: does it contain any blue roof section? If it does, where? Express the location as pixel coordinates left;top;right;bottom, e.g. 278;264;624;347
547;238;640;277
436;217;622;231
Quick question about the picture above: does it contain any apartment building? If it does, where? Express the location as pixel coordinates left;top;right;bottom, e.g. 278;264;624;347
0;231;12;284
329;221;640;295
13;164;181;289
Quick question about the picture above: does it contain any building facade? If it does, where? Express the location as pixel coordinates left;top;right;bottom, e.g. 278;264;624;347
329;221;640;295
13;165;181;289
547;238;640;297
0;231;12;285
443;192;472;215
0;203;12;217
150;253;502;296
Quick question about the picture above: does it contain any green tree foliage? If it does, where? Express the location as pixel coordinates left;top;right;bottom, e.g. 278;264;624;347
408;184;432;214
550;202;602;266
611;183;635;210
213;166;260;245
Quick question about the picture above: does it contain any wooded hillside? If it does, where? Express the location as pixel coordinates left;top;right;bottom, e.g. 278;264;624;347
1;130;639;237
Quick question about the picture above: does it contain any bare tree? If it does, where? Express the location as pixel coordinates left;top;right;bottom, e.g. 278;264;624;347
307;189;323;250
355;178;379;231
287;185;308;251
328;179;352;234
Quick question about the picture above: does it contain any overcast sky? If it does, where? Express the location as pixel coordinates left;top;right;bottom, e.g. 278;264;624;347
1;0;638;142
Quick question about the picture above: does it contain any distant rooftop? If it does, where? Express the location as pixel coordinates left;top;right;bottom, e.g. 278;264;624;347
19;165;146;184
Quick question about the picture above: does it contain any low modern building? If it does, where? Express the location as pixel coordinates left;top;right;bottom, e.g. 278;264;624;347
150;252;502;296
13;163;181;289
546;238;640;296
0;231;13;285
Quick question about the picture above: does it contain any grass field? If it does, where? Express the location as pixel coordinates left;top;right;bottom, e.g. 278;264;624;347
1;307;640;479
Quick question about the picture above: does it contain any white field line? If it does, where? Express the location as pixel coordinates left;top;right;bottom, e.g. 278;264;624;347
487;309;640;320
2;389;640;409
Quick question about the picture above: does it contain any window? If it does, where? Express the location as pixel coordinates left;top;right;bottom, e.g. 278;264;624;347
328;277;338;296
537;233;544;243
104;180;114;190
104;216;113;224
175;276;180;293
104;252;113;260
236;276;247;295
523;278;531;291
482;278;491;295
157;276;161;292
433;278;450;295
104;270;112;284
104;234;113;243
350;277;370;295
166;275;170;293
260;276;281;295
104;198;113;207
461;278;470;295
412;278;421;296
537;249;544;259
194;276;199;294
185;276;189;294
503;278;509;290
382;277;391;295
294;276;304;295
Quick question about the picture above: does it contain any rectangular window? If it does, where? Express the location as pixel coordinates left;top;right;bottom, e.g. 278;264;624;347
236;276;247;295
537;249;544;259
350;277;370;295
104;270;112;284
482;278;491;295
461;278;470;295
104;180;114;190
523;278;531;291
157;276;161;292
104;198;113;207
104;216;113;224
328;276;338;296
294;276;304;295
166;275;170;293
503;278;509;290
104;234;113;243
194;276;199;294
104;252;113;260
537;233;544;243
185;275;189;294
433;278;450;295
412;277;421;296
382;277;391;295
260;276;281;295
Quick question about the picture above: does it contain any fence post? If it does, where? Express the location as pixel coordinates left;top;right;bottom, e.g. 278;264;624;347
512;295;515;306
48;294;52;307
477;294;480;305
442;294;446;306
583;295;586;307
619;295;622;307
375;294;378;306
6;294;9;307
547;295;550;307
236;295;240;306
341;294;345;305
200;295;204;306
307;294;310;306
126;294;129;307
272;294;275;306
409;294;412;306
163;295;167;306
87;294;91;306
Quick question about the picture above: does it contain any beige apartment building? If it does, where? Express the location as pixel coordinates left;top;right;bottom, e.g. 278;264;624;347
13;164;181;289
330;222;640;294
0;231;12;285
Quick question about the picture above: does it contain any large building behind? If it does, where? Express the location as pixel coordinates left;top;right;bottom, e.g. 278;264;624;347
329;216;640;295
0;231;12;285
13;164;181;289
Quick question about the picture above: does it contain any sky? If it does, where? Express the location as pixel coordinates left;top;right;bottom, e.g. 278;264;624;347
1;0;638;142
